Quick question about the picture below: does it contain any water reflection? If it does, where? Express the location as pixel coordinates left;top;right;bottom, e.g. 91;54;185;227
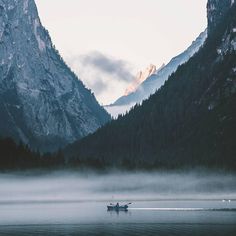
0;171;236;235
107;208;131;216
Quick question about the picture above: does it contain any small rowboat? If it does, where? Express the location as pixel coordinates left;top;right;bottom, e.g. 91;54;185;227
107;203;131;211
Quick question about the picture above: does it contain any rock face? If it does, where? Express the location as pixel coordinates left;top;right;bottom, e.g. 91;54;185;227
0;0;111;152
111;30;207;109
207;0;232;33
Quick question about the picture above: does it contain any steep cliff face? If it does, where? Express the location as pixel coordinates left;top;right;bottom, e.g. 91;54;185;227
0;0;110;152
207;0;232;33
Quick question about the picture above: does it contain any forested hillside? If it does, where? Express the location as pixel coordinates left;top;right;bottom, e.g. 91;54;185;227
0;138;63;170
65;3;236;170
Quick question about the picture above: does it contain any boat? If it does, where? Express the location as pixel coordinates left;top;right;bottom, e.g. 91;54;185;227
107;203;131;211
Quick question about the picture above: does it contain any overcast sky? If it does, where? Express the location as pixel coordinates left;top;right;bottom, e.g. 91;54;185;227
35;0;207;105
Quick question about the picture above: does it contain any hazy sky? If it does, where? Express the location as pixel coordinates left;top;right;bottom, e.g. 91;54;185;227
35;0;207;104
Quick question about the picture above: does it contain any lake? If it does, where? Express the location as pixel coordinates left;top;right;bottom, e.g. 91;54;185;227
0;171;236;235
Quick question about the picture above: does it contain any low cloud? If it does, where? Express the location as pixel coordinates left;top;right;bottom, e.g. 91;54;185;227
66;51;135;105
89;77;108;95
79;51;134;82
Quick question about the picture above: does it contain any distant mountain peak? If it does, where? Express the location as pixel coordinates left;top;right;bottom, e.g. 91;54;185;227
107;30;207;116
124;64;157;96
67;1;236;170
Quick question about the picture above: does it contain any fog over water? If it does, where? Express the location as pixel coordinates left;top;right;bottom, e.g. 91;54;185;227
1;170;236;235
0;170;235;203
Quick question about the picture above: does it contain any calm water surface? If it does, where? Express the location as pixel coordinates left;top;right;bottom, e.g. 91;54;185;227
0;171;236;235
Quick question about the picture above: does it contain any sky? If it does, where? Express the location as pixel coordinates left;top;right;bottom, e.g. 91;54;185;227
35;0;207;105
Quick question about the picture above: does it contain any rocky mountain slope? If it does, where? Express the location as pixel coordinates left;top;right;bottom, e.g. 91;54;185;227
66;0;236;170
207;0;234;33
0;0;110;152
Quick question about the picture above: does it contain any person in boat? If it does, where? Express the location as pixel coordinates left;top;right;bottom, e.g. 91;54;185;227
116;203;119;207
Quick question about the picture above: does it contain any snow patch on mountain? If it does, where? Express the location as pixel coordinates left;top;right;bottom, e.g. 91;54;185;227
124;64;157;96
23;0;29;14
107;30;207;116
33;19;46;52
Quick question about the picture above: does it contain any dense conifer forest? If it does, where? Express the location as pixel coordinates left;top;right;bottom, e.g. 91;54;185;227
0;138;64;170
65;5;236;170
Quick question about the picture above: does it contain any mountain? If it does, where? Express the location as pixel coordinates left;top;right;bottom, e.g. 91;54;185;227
108;30;207;112
124;64;157;96
207;0;234;33
66;0;236;170
105;64;158;117
0;0;111;152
